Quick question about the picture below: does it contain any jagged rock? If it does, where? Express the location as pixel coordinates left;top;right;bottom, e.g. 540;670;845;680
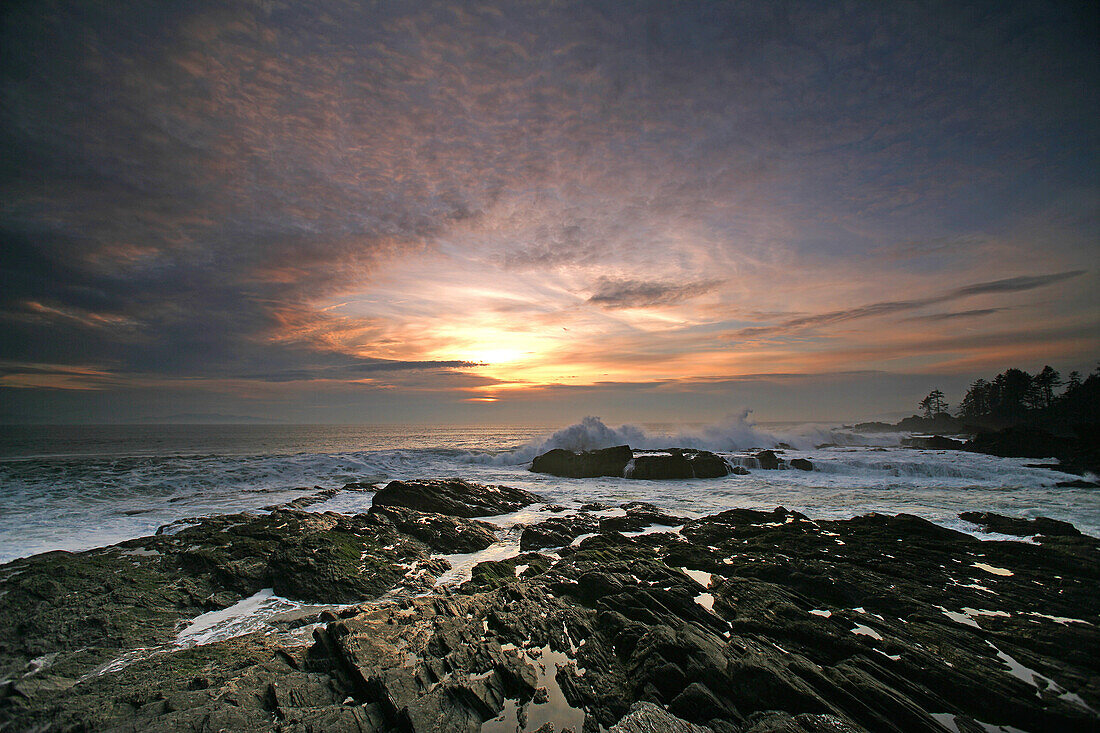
610;700;714;732
372;478;541;517
755;450;782;469
370;505;498;553
4;498;1099;733
521;515;599;550
531;445;634;478
598;502;686;533
788;458;813;471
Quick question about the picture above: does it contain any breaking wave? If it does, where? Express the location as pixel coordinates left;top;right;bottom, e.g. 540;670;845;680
473;414;901;465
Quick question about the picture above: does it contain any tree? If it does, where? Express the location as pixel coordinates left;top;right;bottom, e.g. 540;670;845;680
1065;370;1083;395
919;389;948;418
958;378;992;418
990;368;1033;419
1032;365;1062;409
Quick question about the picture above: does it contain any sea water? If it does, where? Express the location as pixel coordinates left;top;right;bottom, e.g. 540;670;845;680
0;417;1096;563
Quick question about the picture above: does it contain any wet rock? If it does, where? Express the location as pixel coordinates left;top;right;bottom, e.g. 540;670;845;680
5;498;1100;733
369;505;498;553
610;700;714;732
531;445;634;478
531;446;731;480
730;466;750;475
901;435;967;450
1057;479;1100;488
598;503;687;534
626;449;731;479
959;511;1082;537
372;478;542;518
522;515;600;550
755;450;782;470
789;458;813;471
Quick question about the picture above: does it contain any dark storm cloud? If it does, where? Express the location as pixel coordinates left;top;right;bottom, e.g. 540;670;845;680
587;277;724;309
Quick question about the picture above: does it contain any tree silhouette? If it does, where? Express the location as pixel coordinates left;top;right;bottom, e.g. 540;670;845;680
1032;365;1062;409
919;389;948;418
1065;370;1083;395
958;379;992;418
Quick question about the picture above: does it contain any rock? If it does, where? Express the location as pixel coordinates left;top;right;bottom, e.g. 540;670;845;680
521;515;599;550
755;450;782;470
372;478;541;517
369;505;498;553
598;502;687;533
788;458;813;471
626;449;732;479
531;446;731;479
731;465;750;475
610;700;714;732
5;496;1100;733
959;511;1082;537
531;445;634;478
1057;479;1100;488
902;435;966;450
965;426;1066;459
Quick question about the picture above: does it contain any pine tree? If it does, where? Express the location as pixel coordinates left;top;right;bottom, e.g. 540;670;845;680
919;389;948;418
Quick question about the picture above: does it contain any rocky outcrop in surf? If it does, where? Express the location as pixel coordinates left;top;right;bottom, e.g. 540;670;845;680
530;446;732;479
371;478;542;517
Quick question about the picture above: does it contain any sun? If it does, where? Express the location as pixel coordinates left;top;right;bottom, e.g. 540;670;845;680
473;348;525;364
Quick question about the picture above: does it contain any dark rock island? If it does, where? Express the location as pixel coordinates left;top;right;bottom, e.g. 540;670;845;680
1;479;1098;732
531;446;733;479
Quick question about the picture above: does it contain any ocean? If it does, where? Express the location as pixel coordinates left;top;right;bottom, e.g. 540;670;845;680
1;417;1096;564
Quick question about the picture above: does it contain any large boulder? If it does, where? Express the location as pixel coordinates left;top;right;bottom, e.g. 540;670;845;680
626;449;732;479
371;479;541;518
531;446;731;479
530;445;634;478
754;450;782;470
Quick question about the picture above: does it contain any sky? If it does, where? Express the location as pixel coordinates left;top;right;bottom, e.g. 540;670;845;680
1;0;1097;425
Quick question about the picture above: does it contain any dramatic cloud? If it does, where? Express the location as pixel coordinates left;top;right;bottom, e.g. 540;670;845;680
1;0;1097;422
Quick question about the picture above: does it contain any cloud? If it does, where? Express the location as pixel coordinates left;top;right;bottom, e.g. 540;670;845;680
0;0;1097;421
733;270;1087;338
952;271;1087;297
902;308;1003;323
586;277;724;309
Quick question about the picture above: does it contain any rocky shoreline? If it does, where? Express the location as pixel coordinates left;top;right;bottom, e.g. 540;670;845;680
1;478;1098;732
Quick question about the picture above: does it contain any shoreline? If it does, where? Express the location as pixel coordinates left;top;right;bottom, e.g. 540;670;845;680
2;478;1098;732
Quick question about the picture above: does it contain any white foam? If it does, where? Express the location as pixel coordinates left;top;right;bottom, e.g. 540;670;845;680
681;568;713;588
177;588;302;646
694;592;716;611
851;623;883;640
972;562;1013;577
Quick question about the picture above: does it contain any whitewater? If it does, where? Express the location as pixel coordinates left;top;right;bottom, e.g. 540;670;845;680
1;416;1096;563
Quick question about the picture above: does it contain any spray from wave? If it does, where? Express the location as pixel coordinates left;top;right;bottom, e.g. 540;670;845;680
470;413;900;465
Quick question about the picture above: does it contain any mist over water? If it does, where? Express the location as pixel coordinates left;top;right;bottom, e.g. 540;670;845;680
0;418;1095;563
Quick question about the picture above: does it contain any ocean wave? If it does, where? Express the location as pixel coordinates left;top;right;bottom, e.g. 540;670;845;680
465;414;902;465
